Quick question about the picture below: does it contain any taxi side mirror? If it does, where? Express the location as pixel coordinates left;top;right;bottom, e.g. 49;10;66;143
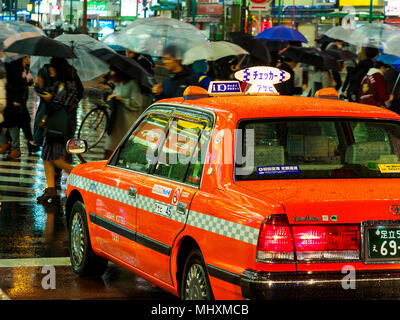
66;139;88;154
314;88;339;99
66;139;88;164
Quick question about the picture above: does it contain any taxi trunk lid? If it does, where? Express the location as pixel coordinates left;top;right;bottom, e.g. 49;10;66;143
235;178;400;224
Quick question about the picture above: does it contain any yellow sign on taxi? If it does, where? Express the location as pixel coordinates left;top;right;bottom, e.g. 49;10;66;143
378;164;400;173
339;0;378;6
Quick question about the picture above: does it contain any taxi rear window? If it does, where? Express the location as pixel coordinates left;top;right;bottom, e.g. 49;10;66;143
235;118;400;180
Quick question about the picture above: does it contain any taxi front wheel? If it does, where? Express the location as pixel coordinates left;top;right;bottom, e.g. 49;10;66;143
181;249;214;300
69;201;108;277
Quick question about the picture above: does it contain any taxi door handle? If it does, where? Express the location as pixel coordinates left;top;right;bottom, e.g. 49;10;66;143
177;202;187;215
129;187;137;199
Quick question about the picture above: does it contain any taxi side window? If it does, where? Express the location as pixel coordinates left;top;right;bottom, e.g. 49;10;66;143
184;125;212;186
116;113;170;173
154;118;205;183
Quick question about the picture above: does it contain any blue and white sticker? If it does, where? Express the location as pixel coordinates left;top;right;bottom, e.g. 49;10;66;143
257;165;300;175
152;184;172;198
208;81;242;95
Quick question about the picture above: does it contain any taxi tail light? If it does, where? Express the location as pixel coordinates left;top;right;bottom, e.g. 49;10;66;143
257;215;360;263
257;214;295;262
292;225;360;261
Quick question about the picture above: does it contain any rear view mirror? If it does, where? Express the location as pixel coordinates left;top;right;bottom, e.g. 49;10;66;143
66;139;88;154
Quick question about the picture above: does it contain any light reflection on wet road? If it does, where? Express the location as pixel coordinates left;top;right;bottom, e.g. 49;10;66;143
0;87;176;300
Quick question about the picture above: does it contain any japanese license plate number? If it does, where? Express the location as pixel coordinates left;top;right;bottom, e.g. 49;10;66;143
367;227;400;261
153;202;172;218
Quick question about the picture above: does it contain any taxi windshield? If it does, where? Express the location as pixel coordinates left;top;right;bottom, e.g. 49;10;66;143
235;118;400;180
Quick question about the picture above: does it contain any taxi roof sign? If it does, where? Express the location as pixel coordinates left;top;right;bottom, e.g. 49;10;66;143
208;81;242;95
235;66;290;95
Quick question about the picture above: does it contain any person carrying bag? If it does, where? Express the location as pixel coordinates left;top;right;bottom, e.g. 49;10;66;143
37;58;83;204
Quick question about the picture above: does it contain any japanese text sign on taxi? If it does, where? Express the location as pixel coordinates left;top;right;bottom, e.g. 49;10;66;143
234;66;290;94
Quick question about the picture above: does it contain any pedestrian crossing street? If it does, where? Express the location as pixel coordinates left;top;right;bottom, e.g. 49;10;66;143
0;95;107;203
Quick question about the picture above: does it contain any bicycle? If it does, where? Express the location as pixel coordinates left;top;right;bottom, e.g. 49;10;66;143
77;82;115;150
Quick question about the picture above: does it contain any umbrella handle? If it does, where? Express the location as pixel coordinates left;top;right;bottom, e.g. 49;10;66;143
392;73;400;95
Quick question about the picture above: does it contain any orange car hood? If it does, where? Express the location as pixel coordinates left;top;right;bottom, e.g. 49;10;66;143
235;179;400;224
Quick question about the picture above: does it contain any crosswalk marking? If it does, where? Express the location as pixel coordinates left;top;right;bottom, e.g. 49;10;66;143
0;257;71;267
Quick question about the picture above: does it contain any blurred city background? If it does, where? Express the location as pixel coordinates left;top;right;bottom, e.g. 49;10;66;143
0;0;396;45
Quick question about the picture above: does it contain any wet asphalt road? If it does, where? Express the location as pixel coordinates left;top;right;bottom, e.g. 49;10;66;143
0;87;177;301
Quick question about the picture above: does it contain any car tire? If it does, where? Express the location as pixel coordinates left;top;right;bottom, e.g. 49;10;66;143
69;201;108;277
181;249;213;300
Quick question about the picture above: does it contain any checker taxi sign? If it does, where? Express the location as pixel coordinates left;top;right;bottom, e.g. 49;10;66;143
235;66;291;94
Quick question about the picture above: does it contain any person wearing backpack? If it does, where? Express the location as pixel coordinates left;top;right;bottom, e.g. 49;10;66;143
37;58;83;204
346;46;379;102
358;60;393;107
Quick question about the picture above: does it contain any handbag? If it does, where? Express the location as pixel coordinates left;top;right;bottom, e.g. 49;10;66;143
45;105;71;143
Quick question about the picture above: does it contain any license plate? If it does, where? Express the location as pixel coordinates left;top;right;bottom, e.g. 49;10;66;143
366;225;400;262
153;202;172;218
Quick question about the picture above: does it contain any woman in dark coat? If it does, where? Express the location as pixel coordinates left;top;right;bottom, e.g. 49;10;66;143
37;58;83;204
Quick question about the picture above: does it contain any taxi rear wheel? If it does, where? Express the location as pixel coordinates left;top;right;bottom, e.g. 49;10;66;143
181;249;213;300
69;201;108;277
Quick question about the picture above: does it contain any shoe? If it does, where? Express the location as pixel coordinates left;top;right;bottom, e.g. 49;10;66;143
27;142;40;155
37;187;58;204
0;143;10;154
7;149;21;159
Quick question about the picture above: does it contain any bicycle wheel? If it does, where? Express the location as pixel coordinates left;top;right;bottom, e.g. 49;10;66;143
78;107;109;149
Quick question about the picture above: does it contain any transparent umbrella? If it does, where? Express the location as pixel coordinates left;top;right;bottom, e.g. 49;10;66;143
183;41;248;65
101;32;127;52
112;17;211;59
327;23;400;48
2;32;48;62
383;34;400;57
4;21;45;34
30;34;112;81
323;26;354;42
0;22;44;61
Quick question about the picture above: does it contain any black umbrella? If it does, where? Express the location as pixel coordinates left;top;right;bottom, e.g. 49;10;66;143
280;46;339;71
90;48;154;91
324;49;357;61
4;35;76;58
229;33;272;65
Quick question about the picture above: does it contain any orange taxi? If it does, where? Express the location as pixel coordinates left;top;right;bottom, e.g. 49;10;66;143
66;69;400;300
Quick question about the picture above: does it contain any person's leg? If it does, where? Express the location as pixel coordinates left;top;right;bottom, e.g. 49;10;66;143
19;103;40;154
33;102;46;147
37;160;58;203
43;160;55;188
0;127;10;153
54;156;74;174
7;126;21;159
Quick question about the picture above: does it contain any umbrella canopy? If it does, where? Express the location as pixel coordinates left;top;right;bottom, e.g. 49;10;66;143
4;21;45;34
182;41;248;65
230;34;272;64
4;34;76;58
324;49;357;61
31;34;114;81
101;32;127;52
375;54;400;66
323;26;354;42
255;26;308;43
280;46;338;70
110;17;212;59
90;48;154;91
56;34;112;81
384;35;400;57
330;23;400;48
